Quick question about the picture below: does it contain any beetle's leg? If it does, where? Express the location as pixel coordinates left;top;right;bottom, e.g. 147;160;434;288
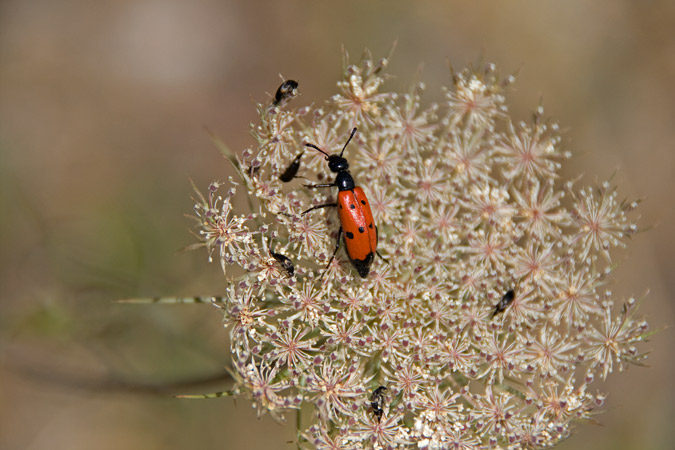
303;183;335;189
302;203;338;215
319;225;342;281
374;226;389;263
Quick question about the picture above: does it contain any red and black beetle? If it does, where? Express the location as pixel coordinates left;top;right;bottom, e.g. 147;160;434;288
302;128;377;278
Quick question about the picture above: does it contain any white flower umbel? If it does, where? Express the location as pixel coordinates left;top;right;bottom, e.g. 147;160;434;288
190;49;650;449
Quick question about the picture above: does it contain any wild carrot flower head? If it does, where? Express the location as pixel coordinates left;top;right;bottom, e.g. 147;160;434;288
191;49;650;449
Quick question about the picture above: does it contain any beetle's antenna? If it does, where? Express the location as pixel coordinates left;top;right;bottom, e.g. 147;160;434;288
340;127;357;157
305;143;330;157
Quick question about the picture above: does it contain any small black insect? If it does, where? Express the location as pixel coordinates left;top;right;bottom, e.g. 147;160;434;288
247;164;260;177
273;79;299;106
279;152;303;182
270;246;294;277
492;289;515;318
370;386;388;422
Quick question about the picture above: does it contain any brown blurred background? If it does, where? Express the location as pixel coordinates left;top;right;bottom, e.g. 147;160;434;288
0;1;673;449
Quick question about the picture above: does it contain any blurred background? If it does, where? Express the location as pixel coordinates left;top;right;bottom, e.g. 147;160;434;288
1;1;673;449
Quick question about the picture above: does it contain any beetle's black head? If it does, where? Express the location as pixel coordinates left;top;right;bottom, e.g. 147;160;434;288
305;127;357;173
327;154;349;173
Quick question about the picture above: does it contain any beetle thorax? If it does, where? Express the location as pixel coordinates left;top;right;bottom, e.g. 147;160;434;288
334;171;355;191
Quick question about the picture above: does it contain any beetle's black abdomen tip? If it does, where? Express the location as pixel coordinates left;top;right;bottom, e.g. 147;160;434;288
351;252;374;278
